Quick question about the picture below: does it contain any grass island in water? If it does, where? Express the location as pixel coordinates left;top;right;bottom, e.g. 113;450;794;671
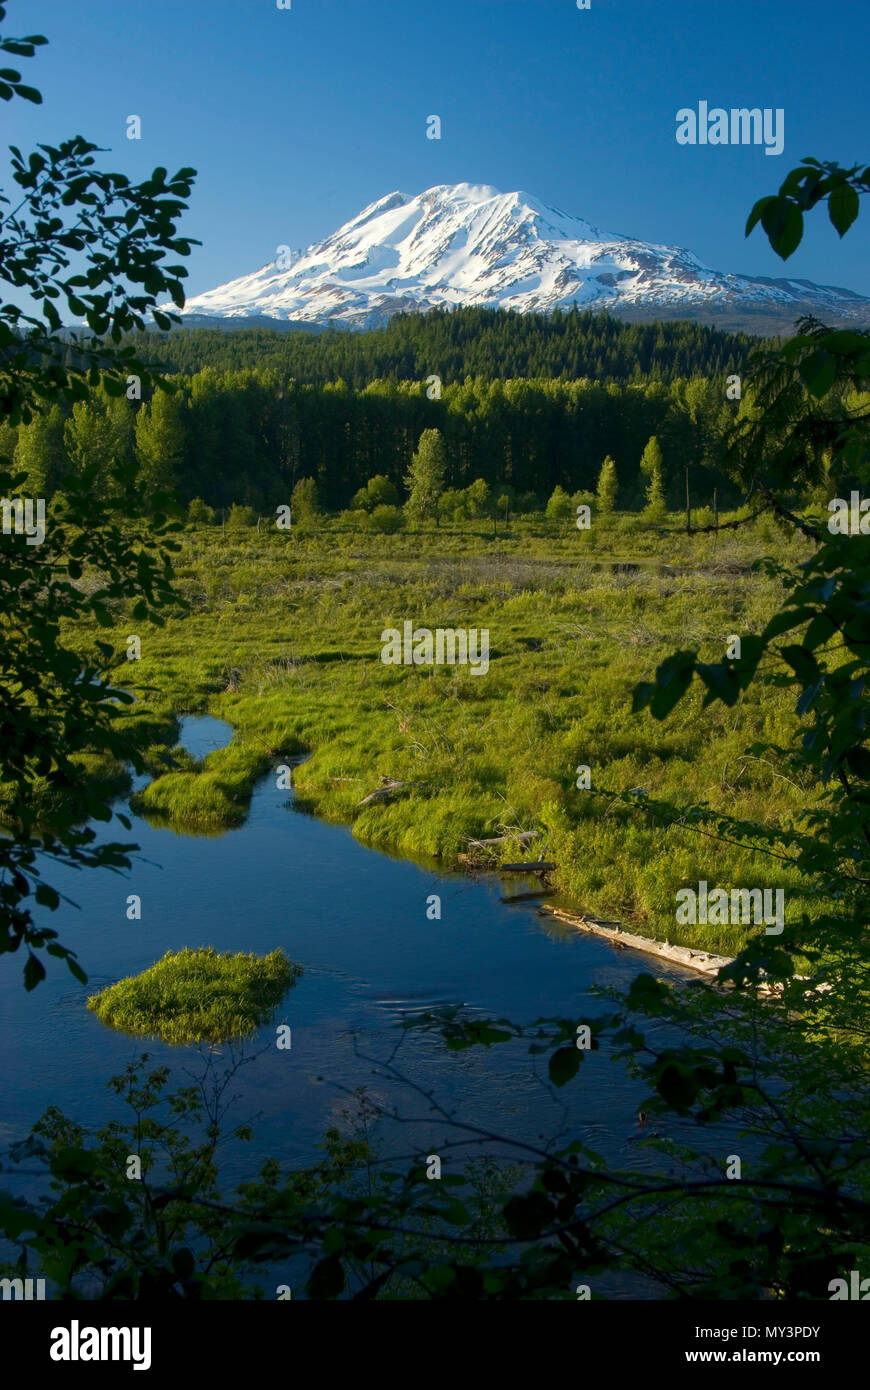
87;947;300;1045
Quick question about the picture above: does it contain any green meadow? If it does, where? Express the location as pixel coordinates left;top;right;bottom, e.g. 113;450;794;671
84;507;823;959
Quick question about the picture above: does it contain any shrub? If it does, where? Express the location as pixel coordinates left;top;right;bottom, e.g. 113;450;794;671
187;497;216;526
367;504;404;533
546;485;573;521
291;477;320;521
226;503;257;529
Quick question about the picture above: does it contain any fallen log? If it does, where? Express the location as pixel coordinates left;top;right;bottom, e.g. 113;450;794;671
355;778;412;807
499;861;556;873
538;905;734;978
467;831;537;849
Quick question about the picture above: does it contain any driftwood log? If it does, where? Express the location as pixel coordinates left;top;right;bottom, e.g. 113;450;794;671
499;861;556;873
467;831;537;849
538;906;734;978
355;777;413;807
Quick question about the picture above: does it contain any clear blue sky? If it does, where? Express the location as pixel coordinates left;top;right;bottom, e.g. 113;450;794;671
5;0;869;300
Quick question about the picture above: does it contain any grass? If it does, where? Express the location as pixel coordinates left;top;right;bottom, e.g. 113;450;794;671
63;507;828;956
87;946;300;1044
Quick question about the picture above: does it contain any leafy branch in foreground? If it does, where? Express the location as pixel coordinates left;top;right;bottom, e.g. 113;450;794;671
0;1;195;984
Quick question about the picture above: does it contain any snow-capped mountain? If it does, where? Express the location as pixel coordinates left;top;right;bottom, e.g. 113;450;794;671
172;183;870;334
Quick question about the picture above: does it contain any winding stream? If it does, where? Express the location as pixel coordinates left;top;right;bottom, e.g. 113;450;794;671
4;716;723;1201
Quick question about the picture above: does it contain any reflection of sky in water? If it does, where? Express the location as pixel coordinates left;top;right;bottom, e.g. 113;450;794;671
3;717;743;1250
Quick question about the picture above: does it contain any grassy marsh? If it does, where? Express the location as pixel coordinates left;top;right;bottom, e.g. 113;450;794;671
72;510;823;956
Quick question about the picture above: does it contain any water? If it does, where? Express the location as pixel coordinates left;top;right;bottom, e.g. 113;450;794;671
2;716;713;1198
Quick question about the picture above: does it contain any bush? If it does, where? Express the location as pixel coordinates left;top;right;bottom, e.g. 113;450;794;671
546;485;573;521
291;477;320;521
187;497;216;526
367;504;404;534
226;503;257;529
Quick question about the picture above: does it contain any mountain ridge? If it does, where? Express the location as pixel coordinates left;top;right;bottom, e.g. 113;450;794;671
170;183;870;336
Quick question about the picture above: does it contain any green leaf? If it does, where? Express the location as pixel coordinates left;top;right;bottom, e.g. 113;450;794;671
696;662;741;708
772;203;803;259
828;182;859;237
24;951;45;992
647;651;697;719
780;645;820;682
549;1046;581;1088
34;883;60;909
745;196;777;237
49;1146;99;1179
803;614;837;650
66;958;88;985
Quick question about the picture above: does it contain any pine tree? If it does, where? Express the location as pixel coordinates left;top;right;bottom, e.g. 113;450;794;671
596;455;618;513
404;428;446;524
643;457;667;524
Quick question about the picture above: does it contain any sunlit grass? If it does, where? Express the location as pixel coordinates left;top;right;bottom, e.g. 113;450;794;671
65;510;825;954
87;946;300;1044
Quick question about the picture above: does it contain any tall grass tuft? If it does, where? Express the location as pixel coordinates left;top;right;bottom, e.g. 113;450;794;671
88;947;300;1044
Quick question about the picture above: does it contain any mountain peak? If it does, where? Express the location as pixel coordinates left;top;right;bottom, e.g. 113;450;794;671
173;183;870;333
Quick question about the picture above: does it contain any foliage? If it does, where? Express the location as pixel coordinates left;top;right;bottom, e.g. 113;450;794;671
226;503;257;529
545;484;573;520
350;474;399;511
404;428;446;524
187;497;215;526
642;455;667;523
118;306;755;387
0;3;196;986
290;476;319;521
596;454;618;512
366;503;404;533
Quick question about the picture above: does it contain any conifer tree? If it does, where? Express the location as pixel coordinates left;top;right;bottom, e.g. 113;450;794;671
643;456;667;523
596;455;618;513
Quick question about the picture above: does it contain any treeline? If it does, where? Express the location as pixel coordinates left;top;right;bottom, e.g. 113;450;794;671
2;369;745;514
111;306;755;388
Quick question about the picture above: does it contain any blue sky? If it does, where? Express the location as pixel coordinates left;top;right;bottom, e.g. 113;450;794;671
5;0;869;300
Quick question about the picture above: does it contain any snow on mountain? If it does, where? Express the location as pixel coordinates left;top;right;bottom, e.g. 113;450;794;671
171;182;870;332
